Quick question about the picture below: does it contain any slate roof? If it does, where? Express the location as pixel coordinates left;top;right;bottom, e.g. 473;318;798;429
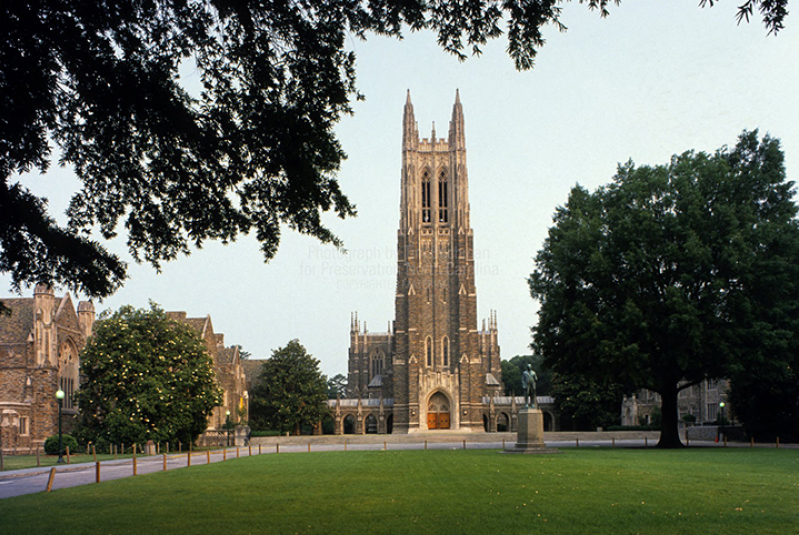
0;298;34;345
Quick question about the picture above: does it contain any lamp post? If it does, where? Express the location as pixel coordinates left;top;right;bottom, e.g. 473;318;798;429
719;402;726;443
55;389;65;464
225;410;231;447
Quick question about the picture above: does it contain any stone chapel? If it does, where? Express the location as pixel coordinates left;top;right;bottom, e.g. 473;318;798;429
336;92;505;433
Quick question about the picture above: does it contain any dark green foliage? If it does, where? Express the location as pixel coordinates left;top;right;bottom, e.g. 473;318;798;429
75;303;222;446
501;354;552;396
530;131;798;447
249;339;328;434
550;372;625;430
43;434;79;455
1;2;788;306
327;373;348;399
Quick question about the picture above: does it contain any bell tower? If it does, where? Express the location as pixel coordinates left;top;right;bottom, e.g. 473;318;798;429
391;91;501;433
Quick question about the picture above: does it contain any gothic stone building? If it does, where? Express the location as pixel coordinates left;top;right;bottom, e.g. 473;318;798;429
165;312;248;442
332;92;510;434
0;284;94;451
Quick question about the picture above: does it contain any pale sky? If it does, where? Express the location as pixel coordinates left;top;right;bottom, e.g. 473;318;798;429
4;1;798;378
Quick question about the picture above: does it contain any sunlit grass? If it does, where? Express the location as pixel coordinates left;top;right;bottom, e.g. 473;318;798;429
1;448;796;534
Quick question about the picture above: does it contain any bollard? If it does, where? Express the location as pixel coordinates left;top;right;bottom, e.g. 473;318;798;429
308;443;311;453
121;444;125;455
384;441;387;451
612;437;615;448
46;467;57;492
92;445;97;462
776;437;780;449
66;446;71;464
96;462;101;483
163;454;168;471
645;437;648;447
237;446;240;458
751;437;755;448
223;448;227;461
188;451;192;466
207;450;210;463
36;446;40;467
249;445;252;456
424;440;427;450
576;438;579;448
133;455;138;476
463;440;466;450
277;444;280;454
259;444;262;455
723;436;728;448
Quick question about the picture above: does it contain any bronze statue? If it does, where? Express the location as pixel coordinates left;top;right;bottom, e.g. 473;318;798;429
522;364;538;409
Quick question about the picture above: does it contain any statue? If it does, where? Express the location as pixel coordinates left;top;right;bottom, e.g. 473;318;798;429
522;364;538;409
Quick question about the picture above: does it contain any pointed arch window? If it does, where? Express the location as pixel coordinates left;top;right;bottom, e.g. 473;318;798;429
421;172;431;223
442;336;450;367
438;171;448;223
426;337;433;367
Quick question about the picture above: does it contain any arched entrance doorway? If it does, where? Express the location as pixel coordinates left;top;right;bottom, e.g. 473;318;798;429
365;414;378;434
427;392;451;430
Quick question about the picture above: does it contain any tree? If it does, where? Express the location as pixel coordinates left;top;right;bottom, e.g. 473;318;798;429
1;1;788;309
549;372;625;430
75;303;222;448
501;354;552;397
249;339;328;434
327;373;348;399
529;131;798;447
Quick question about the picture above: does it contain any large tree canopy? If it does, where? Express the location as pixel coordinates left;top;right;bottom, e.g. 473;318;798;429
75;303;222;448
0;1;789;306
529;131;799;447
249;339;328;434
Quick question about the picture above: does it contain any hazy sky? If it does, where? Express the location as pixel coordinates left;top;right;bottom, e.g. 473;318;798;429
4;1;798;378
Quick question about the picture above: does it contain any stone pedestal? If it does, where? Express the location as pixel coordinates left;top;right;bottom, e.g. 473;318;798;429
504;408;558;454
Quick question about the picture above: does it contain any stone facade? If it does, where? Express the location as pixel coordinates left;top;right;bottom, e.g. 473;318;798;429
337;92;508;433
621;379;731;427
0;284;94;451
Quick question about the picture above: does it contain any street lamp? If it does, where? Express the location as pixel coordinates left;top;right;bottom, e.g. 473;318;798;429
225;410;231;447
719;402;726;443
55;389;65;464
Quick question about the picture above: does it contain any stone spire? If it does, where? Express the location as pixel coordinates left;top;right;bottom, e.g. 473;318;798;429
449;89;465;150
403;90;418;151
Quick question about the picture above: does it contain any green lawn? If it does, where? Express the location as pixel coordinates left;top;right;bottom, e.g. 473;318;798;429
1;448;797;534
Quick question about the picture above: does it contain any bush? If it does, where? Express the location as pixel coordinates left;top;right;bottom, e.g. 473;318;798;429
44;434;79;455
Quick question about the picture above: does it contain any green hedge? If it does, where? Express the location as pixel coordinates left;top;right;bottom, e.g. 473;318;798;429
44;434;79;455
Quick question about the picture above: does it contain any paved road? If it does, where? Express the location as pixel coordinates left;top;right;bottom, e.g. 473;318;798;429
0;438;758;500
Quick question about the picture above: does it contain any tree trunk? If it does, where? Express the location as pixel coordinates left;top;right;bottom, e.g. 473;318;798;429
657;387;684;448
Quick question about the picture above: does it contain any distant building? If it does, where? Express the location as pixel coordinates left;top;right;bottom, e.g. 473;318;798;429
165;312;248;439
621;379;730;427
0;284;94;451
332;92;557;434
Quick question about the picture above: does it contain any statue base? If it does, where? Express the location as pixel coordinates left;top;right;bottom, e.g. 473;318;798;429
504;408;560;454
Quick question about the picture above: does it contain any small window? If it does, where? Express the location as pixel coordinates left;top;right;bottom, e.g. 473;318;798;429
426;337;433;367
442;337;450;367
19;417;29;436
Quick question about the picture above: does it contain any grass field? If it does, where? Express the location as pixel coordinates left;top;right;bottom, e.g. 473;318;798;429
1;448;796;534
